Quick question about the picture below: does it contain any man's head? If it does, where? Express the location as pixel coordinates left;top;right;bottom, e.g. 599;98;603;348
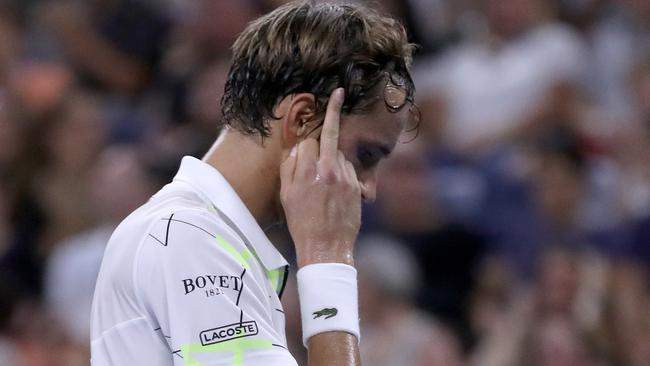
220;1;417;202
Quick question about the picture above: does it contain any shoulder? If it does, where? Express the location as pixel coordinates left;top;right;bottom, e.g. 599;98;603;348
109;181;247;265
134;205;249;273
97;187;249;299
130;204;257;308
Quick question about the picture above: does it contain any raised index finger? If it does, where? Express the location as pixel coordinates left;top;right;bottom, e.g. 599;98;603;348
319;88;345;160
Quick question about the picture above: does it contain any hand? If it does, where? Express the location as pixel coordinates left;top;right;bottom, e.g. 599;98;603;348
280;88;361;268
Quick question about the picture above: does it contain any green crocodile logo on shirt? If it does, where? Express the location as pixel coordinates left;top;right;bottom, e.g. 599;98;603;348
313;307;338;319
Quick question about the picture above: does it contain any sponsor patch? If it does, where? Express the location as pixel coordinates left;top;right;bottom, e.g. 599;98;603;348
199;321;259;346
181;274;242;297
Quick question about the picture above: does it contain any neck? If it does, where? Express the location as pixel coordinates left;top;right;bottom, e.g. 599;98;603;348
202;129;282;229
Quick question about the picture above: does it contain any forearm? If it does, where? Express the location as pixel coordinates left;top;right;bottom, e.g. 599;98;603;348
297;255;361;366
308;332;361;366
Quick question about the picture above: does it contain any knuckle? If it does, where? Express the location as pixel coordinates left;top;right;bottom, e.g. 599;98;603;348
299;168;314;180
299;162;317;177
321;169;338;183
317;159;334;172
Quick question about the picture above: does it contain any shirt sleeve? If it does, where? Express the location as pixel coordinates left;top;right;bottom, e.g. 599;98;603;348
134;209;297;366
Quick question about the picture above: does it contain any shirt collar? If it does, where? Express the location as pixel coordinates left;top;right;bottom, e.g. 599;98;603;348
172;156;289;271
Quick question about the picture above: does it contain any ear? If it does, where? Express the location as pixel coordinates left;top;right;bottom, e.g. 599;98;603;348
278;93;317;149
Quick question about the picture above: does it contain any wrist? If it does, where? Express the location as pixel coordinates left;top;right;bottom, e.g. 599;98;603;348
295;242;355;268
296;263;360;347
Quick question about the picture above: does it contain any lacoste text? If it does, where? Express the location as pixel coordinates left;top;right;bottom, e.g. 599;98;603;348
199;321;259;346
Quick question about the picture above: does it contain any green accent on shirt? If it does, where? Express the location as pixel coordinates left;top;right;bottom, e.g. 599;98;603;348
215;235;251;270
267;268;281;293
181;338;274;366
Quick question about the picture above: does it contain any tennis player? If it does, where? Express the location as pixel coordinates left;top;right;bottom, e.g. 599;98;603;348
90;1;416;365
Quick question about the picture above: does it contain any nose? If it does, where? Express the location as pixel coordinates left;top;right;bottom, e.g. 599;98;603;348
359;176;377;203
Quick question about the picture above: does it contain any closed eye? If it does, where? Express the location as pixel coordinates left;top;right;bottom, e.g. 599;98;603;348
357;148;376;169
356;145;390;170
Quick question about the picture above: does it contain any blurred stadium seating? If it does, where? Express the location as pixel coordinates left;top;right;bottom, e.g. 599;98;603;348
0;0;648;365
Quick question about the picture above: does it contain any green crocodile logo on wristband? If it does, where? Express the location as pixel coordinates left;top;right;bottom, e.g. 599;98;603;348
313;307;338;319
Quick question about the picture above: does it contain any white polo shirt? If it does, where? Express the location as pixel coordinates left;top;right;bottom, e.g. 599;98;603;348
90;156;298;366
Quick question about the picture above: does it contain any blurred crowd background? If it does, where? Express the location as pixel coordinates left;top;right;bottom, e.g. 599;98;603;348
0;0;648;365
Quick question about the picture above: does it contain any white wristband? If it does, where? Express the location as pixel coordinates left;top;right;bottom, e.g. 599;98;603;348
296;263;360;347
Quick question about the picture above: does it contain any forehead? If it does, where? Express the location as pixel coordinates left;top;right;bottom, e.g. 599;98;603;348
339;98;410;147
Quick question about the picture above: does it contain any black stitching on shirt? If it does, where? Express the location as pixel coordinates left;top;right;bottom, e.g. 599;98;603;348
164;213;175;246
160;217;215;238
235;268;246;306
148;234;165;246
278;265;289;299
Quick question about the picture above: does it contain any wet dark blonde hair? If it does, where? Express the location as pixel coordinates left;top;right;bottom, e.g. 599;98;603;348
221;0;416;137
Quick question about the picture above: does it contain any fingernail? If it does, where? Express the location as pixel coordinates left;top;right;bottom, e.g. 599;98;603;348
290;145;297;157
336;88;345;103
